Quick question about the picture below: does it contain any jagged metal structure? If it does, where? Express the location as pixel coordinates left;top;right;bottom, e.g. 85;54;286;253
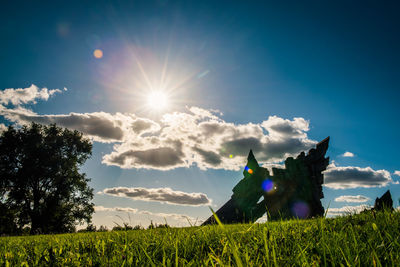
202;137;330;225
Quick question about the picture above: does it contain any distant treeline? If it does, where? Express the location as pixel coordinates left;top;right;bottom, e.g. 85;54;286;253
77;221;170;233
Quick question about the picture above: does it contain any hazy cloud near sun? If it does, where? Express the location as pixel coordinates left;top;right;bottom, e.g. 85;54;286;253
98;187;211;206
334;195;370;203
3;103;316;170
0;106;150;143
0;85;318;170
324;162;396;189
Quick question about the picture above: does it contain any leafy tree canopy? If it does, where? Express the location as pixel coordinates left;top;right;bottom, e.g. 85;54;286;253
0;122;94;234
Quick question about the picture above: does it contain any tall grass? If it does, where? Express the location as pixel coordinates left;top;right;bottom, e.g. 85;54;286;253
1;210;399;266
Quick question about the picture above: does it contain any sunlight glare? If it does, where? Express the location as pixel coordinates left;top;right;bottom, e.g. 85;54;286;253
147;91;169;110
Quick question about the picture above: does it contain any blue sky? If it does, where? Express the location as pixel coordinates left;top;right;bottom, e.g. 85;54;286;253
1;0;399;227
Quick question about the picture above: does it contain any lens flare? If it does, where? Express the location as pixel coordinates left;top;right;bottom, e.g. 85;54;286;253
262;179;274;192
93;49;103;59
291;201;310;219
244;166;253;174
229;154;233;158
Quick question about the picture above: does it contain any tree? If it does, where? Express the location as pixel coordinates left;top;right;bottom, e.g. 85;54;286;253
0;123;94;234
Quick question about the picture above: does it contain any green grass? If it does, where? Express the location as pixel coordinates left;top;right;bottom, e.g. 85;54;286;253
1;210;400;266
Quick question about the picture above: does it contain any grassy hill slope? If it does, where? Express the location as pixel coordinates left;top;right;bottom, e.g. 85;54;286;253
1;210;399;266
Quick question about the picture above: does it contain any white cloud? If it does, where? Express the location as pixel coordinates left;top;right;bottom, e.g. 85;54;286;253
324;162;395;189
94;205;199;223
342;152;355;157
0;84;62;106
334;195;370;203
99;187;212;206
102;108;317;170
261;116;309;138
94;206;138;213
394;171;400;176
326;205;371;217
0;123;6;133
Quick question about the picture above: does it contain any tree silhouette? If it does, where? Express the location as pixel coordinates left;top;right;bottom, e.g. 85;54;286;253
0;123;94;234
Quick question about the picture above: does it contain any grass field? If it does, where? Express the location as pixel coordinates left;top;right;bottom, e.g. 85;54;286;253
1;210;399;266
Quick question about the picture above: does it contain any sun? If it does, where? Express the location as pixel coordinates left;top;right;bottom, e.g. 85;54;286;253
146;91;169;111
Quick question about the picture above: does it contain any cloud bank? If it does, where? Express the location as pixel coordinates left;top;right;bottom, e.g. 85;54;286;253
101;111;316;170
326;205;371;217
0;86;318;170
0;107;147;143
2;83;396;193
99;187;211;206
94;205;199;223
0;84;63;106
324;163;395;189
334;195;370;203
94;206;138;213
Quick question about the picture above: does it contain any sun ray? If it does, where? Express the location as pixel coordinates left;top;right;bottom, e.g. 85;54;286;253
129;47;156;92
95;37;205;117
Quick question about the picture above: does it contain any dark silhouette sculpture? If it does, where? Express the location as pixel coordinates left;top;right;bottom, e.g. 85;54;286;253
203;137;330;225
373;190;393;211
0;123;94;235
